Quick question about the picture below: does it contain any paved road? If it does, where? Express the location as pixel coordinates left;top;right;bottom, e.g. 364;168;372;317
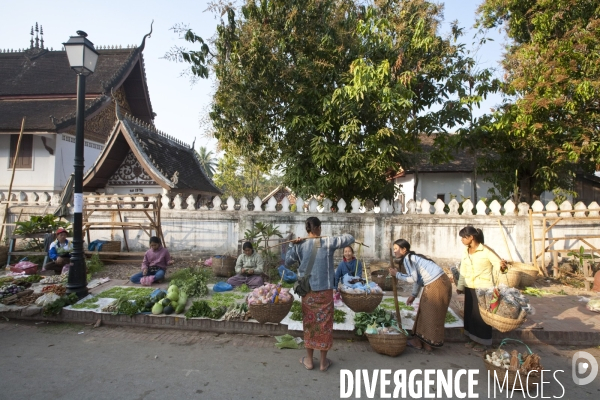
0;320;598;399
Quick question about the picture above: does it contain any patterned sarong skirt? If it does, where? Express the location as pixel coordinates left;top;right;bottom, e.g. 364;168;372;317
302;289;334;351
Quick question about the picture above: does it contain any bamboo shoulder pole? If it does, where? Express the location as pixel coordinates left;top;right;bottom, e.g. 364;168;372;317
497;220;514;262
0;117;26;242
389;248;402;326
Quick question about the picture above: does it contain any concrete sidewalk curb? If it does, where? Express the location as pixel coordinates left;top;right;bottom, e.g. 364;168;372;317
2;306;597;345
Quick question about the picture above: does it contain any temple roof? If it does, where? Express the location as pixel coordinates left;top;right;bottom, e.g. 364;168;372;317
83;110;222;196
408;134;476;173
0;29;154;134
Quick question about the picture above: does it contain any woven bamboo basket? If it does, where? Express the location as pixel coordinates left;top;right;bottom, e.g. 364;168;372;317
510;262;539;287
371;270;396;291
340;291;383;313
483;339;541;389
498;269;521;288
211;255;237;277
479;306;526;332
248;300;293;324
97;240;121;260
366;333;408;357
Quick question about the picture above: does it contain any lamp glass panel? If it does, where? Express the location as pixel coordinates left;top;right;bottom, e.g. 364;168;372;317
65;45;84;68
83;46;99;73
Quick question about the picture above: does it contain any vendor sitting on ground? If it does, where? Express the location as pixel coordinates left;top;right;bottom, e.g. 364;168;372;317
42;227;73;275
227;242;264;289
130;236;174;284
334;245;364;289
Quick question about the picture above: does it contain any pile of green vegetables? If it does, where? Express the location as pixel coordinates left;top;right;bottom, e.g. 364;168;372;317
206;292;245;309
354;307;397;336
169;267;211;297
379;298;414;311
149;284;188;315
184;300;226;319
43;293;79;316
288;300;346;323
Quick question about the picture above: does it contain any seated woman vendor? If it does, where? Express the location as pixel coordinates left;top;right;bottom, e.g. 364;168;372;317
334;246;363;289
43;227;73;275
227;242;264;289
130;237;174;284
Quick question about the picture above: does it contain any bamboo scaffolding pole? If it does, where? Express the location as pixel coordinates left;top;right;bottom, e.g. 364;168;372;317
1;117;26;242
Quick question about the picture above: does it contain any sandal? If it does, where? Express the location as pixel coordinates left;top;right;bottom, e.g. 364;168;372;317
407;340;423;350
464;341;476;348
321;358;333;372
300;356;314;370
472;344;487;352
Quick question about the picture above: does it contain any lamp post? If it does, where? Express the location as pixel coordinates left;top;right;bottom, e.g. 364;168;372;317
63;31;98;298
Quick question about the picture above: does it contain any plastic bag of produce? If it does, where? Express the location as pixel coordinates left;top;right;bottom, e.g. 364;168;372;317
274;334;301;349
35;293;60;307
587;297;600;313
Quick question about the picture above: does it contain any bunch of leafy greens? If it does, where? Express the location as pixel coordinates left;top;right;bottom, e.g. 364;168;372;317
43;293;79;316
206;292;245;308
170;268;211;298
290;300;303;321
96;286;154;299
185;300;226;319
354;307;396;336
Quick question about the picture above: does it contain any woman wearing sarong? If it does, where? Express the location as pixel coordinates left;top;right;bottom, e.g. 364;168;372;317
285;216;354;372
388;239;451;351
455;226;507;352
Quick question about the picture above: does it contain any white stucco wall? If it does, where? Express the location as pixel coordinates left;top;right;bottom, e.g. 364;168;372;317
3;202;598;270
0;133;103;202
54;133;103;191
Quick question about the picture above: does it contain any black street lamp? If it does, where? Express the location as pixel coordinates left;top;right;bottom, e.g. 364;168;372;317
63;31;98;298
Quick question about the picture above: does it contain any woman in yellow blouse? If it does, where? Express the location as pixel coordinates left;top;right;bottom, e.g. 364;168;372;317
456;226;507;352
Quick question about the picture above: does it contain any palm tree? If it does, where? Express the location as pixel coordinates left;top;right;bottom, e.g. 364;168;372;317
195;146;217;178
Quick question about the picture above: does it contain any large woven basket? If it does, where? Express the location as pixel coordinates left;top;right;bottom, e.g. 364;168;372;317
371;270;395;291
97;240;121;260
479;306;526;332
366;333;408;357
212;255;237;277
483;339;541;389
340;291;383;313
510;262;538;287
498;269;521;288
248;300;293;324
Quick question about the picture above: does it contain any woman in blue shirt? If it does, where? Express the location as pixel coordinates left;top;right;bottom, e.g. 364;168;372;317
334;246;363;289
388;239;451;351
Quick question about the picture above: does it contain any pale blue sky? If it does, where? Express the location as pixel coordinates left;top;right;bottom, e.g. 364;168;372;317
0;0;507;156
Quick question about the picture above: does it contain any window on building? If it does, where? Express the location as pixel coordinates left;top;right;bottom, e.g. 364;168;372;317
437;193;445;202
9;134;33;169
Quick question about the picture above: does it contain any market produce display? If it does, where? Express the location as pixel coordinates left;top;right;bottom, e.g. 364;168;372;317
40;274;67;284
354;307;397;336
477;284;535;319
246;283;293;305
288;300;346;323
339;274;384;294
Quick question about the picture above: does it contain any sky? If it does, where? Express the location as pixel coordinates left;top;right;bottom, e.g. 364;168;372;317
0;0;507;157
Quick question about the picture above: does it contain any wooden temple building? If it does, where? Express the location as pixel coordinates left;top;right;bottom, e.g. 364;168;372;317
0;23;220;205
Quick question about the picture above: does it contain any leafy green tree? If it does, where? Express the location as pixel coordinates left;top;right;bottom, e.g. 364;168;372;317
172;0;498;202
476;0;600;201
195;146;217;178
212;151;282;200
